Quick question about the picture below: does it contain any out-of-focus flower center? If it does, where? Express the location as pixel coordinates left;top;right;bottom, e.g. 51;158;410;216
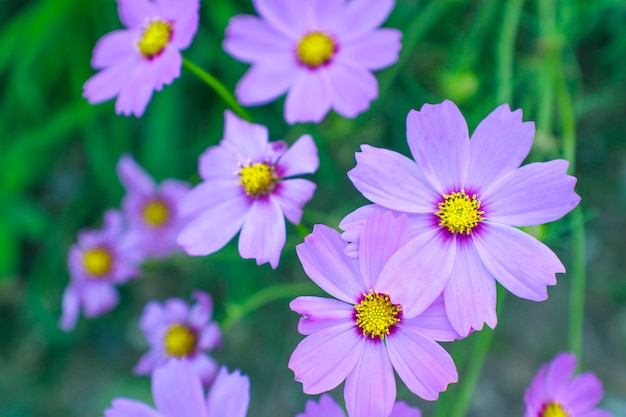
435;190;484;235
355;290;401;340
138;20;172;59
238;162;278;196
83;247;113;277
143;198;170;227
296;31;336;68
541;402;569;417
164;324;198;357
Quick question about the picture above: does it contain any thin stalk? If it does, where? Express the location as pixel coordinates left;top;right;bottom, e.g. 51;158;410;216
221;282;317;331
496;0;525;104
182;57;252;122
555;55;586;361
536;0;557;134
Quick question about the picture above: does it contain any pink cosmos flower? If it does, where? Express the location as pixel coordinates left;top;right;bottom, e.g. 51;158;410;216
223;0;402;124
341;100;581;337
297;394;421;417
289;211;459;417
134;291;221;386
83;0;200;117
59;210;141;331
524;352;612;417
117;154;191;258
105;359;250;417
177;111;319;269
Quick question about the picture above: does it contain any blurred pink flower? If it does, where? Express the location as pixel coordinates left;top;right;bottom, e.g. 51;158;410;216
59;210;141;331
105;359;250;417
177;111;319;268
289;212;459;417
83;0;200;116
297;394;421;417
117;154;190;258
134;291;221;386
223;0;402;124
524;352;612;417
341;100;581;337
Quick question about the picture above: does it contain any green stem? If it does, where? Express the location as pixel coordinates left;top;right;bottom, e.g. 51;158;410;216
182;57;252;122
220;282;317;331
536;0;557;134
496;0;525;104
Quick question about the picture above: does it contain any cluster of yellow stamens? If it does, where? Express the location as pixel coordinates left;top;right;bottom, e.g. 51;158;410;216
164;324;198;357
541;402;569;417
143;198;170;227
355;290;402;339
138;20;172;59
435;190;485;235
83;247;113;277
238;162;278;196
296;31;336;68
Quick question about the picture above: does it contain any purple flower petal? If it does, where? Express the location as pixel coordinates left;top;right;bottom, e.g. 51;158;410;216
297;394;346;417
104;398;161;417
273;179;316;225
223;110;269;161
134;351;163;375
224;15;293;63
339;203;391;248
389;401;422;417
358;211;411;289
152;359;207;417
117;154;155;195
349;145;440;213
341;28;402;71
157;0;199;49
401;296;460;343
524;365;548;416
290;296;354;335
344;341;396;417
237;196;286;269
296;225;364;303
83;56;137;104
190;354;219;387
117;0;156;28
140;300;168;338
386;327;458;400
307;0;344;30
473;223;563;301
179;180;241;219
443;239;497;336
198;322;221;350
188;291;213;327
482;160;580;227
466;104;534;192
326;60;378;118
285;70;333;124
198;145;240;181
177;192;249;256
81;282;119;317
115;61;157;117
91;29;137;69
377;229;456;318
340;0;395;41
251;0;305;39
563;372;605;413
288;323;365;394
277;134;319;177
163;298;190;322
206;368;250;417
152;47;182;89
545;352;577;400
59;284;80;331
406;100;470;194
235;61;297;105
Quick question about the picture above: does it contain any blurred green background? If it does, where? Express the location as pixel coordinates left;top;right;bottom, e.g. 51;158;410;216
1;0;625;415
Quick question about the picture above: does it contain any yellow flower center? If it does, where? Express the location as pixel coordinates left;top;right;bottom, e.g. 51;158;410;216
355;290;401;340
164;324;197;357
296;31;336;68
138;20;172;59
435;190;485;235
83;247;113;277
143;199;170;227
238;162;278;196
541;402;569;417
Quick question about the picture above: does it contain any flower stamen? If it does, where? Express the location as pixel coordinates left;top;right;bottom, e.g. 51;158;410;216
238;162;278;196
435;190;484;235
541;402;569;417
164;324;197;357
143;198;170;227
355;290;401;339
83;247;113;277
138;20;172;59
296;31;336;68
